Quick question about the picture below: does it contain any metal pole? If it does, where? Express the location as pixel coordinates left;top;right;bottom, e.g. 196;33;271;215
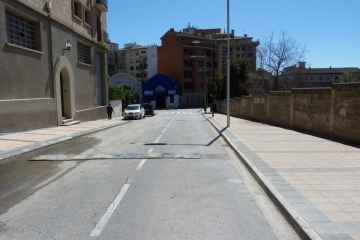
212;39;215;117
226;0;230;127
204;54;207;113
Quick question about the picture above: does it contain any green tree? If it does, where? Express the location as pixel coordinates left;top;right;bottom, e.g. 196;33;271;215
222;59;252;98
109;85;135;110
341;70;358;83
206;72;226;101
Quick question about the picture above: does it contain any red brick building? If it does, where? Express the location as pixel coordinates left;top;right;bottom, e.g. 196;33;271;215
158;26;221;107
158;25;259;107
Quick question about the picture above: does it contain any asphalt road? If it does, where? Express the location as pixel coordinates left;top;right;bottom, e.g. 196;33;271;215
0;109;299;239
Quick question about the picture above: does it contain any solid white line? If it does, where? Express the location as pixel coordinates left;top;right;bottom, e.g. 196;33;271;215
136;159;147;171
155;135;162;143
162;128;167;134
148;148;153;153
90;183;131;237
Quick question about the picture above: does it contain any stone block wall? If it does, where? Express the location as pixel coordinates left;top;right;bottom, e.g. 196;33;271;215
332;83;360;144
268;92;291;128
215;83;360;145
292;88;332;136
250;94;268;122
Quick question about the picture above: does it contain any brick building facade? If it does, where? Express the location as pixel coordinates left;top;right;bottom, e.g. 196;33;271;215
158;25;259;107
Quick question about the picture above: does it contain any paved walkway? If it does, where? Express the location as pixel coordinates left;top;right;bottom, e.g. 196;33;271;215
0;117;128;161
204;112;360;240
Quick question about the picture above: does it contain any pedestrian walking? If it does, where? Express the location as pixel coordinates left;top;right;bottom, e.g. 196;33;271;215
106;103;114;120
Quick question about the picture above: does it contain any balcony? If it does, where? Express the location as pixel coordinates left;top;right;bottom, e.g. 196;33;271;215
95;0;108;12
97;30;109;47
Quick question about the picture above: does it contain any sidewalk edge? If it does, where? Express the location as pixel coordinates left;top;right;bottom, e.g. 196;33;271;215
203;114;322;240
0;121;131;161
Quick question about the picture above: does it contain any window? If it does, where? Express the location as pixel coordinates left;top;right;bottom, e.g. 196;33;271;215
335;76;339;80
84;6;92;26
136;59;140;63
236;54;240;58
5;11;38;50
197;72;204;78
184;82;193;89
136;66;139;70
73;0;82;19
170;95;174;103
136;73;141;77
130;66;134;70
236;47;240;51
129;52;134;56
206;61;211;67
198;61;203;67
198;83;204;90
136;52;139;56
77;42;91;64
197;50;204;56
141;50;146;54
184;71;193;78
222;47;227;52
130;59;134;63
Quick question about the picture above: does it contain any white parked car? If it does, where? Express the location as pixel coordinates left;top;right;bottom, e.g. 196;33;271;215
123;104;145;120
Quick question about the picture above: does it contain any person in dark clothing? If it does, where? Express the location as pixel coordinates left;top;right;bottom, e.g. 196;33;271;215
106;103;115;120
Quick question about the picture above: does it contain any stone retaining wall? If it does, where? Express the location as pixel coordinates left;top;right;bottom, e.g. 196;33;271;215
215;83;360;145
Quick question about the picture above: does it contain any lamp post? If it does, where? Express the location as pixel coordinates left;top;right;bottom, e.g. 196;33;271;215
226;0;230;127
191;54;207;112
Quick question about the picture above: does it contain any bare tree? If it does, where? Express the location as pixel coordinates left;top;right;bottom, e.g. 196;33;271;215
257;30;307;91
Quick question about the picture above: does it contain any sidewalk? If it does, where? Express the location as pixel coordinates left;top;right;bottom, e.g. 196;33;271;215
0;117;129;161
203;112;360;240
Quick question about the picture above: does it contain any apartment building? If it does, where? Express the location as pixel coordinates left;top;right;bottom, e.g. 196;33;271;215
0;0;109;133
158;25;221;107
158;25;259;107
217;33;260;72
115;43;149;81
108;42;119;76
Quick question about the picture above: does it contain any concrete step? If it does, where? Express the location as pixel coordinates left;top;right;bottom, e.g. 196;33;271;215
61;120;80;126
62;119;73;124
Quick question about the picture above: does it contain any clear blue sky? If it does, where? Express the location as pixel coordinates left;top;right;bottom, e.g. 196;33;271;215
107;0;360;68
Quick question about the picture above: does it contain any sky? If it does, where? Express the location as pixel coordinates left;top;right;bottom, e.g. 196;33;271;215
107;0;360;69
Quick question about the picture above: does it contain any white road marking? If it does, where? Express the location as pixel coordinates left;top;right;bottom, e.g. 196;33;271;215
136;159;147;171
155;135;162;143
162;128;167;134
166;124;170;127
148;148;153;153
90;183;131;237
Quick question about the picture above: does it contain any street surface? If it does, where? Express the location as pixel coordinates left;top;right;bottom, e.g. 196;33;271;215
0;109;299;239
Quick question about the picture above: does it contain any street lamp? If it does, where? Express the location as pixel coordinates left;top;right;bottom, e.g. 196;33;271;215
226;0;230;127
191;54;207;112
210;0;231;126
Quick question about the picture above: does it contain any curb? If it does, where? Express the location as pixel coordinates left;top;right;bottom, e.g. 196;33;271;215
0;120;131;161
202;113;322;240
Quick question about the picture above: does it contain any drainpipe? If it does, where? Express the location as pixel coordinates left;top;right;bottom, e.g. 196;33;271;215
47;6;57;125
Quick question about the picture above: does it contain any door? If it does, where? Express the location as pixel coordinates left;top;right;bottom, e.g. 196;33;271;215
60;73;65;117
